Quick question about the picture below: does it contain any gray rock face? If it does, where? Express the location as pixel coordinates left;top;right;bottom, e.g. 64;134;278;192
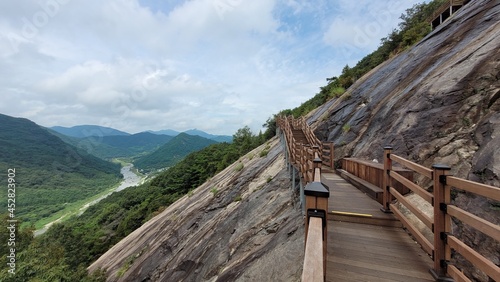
313;1;499;280
89;138;304;282
315;1;499;173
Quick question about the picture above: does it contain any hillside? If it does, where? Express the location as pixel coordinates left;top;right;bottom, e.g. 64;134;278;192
89;1;498;281
51;125;130;138
0;114;122;224
52;131;173;160
134;133;217;172
184;129;233;143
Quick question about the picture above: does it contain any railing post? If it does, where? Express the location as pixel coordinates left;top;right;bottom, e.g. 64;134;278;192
381;146;393;213
431;164;452;280
313;156;322;183
304;181;329;280
329;143;334;168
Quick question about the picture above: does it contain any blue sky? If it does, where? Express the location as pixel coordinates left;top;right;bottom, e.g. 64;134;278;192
0;0;426;135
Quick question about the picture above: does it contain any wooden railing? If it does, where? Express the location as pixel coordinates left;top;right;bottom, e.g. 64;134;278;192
302;154;329;282
277;116;330;282
276;116;334;169
279;115;499;281
342;158;412;203
378;146;500;281
429;0;468;29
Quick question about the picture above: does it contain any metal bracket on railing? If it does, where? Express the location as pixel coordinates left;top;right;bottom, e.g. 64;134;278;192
440;259;450;268
307;209;326;240
307;209;326;227
439;174;447;184
440;232;449;243
440;203;448;213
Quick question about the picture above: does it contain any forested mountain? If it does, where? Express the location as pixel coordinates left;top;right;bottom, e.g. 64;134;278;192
0;114;122;225
51;131;173;160
146;129;180;136
134;133;217;172
52;126;229;160
51;125;130;138
183;129;233;143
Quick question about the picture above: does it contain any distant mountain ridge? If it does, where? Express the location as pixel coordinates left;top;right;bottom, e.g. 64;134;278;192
50;125;130;138
147;129;180;136
53;125;232;143
183;129;232;143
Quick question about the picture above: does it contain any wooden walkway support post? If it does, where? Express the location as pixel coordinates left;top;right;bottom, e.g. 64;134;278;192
381;146;393;213
431;164;452;280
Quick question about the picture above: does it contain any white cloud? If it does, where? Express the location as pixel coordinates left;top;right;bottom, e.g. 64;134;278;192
323;0;423;52
0;0;427;135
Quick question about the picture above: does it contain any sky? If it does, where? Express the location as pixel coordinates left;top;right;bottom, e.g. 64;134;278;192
0;0;426;135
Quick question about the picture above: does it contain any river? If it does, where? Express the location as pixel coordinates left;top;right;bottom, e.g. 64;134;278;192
34;163;144;236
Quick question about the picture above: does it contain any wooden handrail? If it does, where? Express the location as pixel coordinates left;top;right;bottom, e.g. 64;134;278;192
302;217;324;282
446;176;500;201
277;116;330;281
391;154;433;179
277;116;334;169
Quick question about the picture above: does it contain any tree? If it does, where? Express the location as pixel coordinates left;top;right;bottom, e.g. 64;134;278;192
233;126;254;154
263;115;277;140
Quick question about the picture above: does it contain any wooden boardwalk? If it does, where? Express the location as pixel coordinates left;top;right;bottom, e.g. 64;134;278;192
322;172;434;282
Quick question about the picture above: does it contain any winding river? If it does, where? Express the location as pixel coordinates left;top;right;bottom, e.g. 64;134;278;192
34;163;144;236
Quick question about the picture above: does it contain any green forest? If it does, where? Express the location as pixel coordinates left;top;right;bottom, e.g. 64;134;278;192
0;1;447;280
52;130;174;160
133;133;217;172
0;114;122;225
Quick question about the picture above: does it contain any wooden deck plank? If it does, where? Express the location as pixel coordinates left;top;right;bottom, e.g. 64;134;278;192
322;172;397;221
328;262;434;282
322;171;434;282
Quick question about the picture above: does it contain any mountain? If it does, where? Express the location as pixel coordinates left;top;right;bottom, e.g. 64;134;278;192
184;129;232;143
148;128;232;143
147;129;180;136
50;131;173;160
50;125;130;138
0;114;122;225
134;133;217;172
97;132;173;156
51;126;226;160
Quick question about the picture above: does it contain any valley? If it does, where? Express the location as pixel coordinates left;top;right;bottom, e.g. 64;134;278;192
0;115;228;229
34;162;145;236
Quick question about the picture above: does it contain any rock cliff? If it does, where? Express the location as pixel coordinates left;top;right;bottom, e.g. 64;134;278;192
311;0;499;280
89;138;305;281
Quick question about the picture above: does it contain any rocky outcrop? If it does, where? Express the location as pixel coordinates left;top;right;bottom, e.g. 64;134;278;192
89;138;304;281
312;1;499;280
